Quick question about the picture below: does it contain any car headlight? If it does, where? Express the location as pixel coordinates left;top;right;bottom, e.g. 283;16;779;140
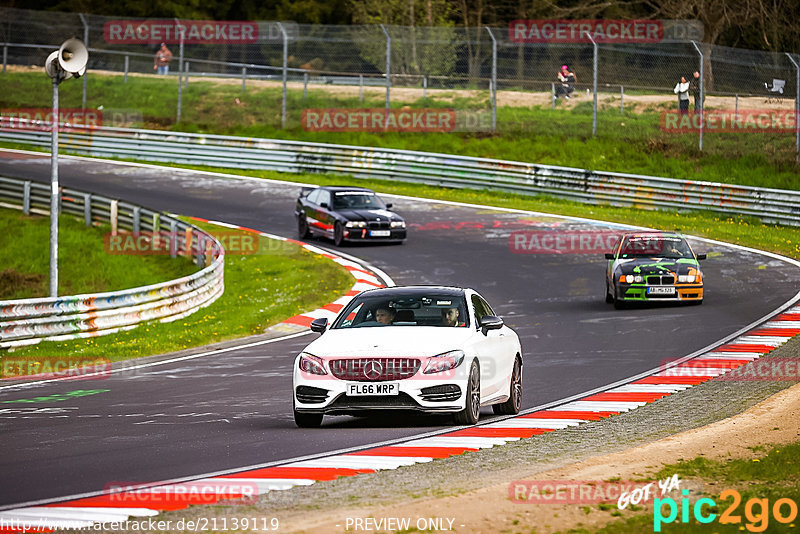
620;274;643;284
678;275;695;283
390;221;406;228
423;350;465;374
345;221;367;228
298;352;327;375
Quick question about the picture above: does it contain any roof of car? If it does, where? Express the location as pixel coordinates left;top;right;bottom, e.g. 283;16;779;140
318;186;376;193
355;286;468;299
622;231;683;239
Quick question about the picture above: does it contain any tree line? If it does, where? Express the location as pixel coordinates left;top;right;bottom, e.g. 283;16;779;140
9;0;800;54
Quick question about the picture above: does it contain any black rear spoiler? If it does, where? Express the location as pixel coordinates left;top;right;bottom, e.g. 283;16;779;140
299;186;316;198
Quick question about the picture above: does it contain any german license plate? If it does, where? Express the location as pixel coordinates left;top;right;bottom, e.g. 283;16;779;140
647;286;676;295
369;230;391;237
347;383;399;396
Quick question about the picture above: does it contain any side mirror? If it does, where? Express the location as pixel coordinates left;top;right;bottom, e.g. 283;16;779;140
385;203;393;209
320;202;329;209
604;253;615;260
696;253;707;260
480;315;503;335
310;317;328;333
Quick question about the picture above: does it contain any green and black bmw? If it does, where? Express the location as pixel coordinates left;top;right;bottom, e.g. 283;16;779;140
605;232;706;309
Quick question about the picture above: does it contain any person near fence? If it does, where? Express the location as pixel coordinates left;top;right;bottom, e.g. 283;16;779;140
674;76;690;115
154;43;172;75
689;71;702;112
556;65;575;99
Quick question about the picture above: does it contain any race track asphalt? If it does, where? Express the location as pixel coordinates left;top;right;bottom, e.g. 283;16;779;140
1;151;798;507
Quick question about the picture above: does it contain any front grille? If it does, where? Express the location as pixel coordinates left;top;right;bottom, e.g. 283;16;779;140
295;385;330;404
368;221;390;229
646;275;675;285
327;392;421;410
420;384;461;402
330;358;421;382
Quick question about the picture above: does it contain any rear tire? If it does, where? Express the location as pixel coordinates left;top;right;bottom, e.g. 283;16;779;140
294;409;323;428
493;357;522;415
454;361;481;425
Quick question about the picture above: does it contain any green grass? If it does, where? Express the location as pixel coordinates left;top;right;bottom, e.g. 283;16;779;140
1;70;798;189
558;441;800;533
6;221;353;361
0;207;197;299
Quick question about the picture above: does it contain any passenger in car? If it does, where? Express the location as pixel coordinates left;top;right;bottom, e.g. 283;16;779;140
375;306;396;325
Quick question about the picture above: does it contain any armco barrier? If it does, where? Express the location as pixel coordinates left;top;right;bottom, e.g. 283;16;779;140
1;123;798;226
0;176;224;349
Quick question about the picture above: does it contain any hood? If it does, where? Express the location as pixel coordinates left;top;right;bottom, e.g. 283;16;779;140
615;257;699;275
302;326;472;358
339;208;401;222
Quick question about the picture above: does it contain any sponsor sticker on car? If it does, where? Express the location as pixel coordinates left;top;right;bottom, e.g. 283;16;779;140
347;383;400;396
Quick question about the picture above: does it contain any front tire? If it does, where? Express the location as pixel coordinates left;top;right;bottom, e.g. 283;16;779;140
294;409;323;428
605;282;614;304
333;222;344;247
454;361;481;425
298;216;310;239
493;357;522;415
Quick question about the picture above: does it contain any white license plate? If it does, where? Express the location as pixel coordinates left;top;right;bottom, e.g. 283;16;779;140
369;230;391;237
347;383;399;396
647;286;676;295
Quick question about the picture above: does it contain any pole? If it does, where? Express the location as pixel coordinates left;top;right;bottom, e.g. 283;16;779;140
620;85;624;114
380;24;391;111
786;53;800;161
278;22;288;128
691;41;704;151
176;18;184;123
486;27;497;132
584;32;598;136
124;55;129;82
50;77;59;297
241;66;247;92
79;13;88;109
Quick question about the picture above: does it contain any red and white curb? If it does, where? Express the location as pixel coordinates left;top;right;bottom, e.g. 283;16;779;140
3;306;798;532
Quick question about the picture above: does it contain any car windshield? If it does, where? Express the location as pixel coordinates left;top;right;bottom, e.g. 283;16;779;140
332;292;470;329
619;236;693;259
332;192;386;210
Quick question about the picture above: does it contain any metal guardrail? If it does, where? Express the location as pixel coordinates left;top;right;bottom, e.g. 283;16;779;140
0;176;225;349
1;123;799;226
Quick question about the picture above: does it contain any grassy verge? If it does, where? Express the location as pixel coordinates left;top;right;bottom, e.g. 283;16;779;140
0;70;798;189
5;221;353;361
166;164;800;260
563;441;800;533
0;207;197;299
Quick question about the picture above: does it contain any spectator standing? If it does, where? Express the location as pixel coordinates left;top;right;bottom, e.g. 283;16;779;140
689;71;702;112
154;43;172;75
674;76;690;115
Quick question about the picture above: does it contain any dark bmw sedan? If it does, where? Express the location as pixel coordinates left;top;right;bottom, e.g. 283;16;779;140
295;186;407;246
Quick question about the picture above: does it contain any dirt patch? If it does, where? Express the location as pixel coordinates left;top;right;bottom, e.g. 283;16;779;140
0;269;45;298
278;379;800;534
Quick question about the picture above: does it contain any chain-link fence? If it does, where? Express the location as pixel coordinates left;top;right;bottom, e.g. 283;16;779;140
1;7;798;159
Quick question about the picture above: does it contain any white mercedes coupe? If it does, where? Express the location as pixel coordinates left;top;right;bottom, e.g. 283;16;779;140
292;286;523;427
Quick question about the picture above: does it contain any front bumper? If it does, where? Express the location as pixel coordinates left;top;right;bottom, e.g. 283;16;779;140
293;366;468;415
343;228;407;243
616;284;704;302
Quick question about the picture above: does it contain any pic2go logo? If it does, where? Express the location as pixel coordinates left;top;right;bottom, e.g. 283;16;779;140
654;489;798;532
